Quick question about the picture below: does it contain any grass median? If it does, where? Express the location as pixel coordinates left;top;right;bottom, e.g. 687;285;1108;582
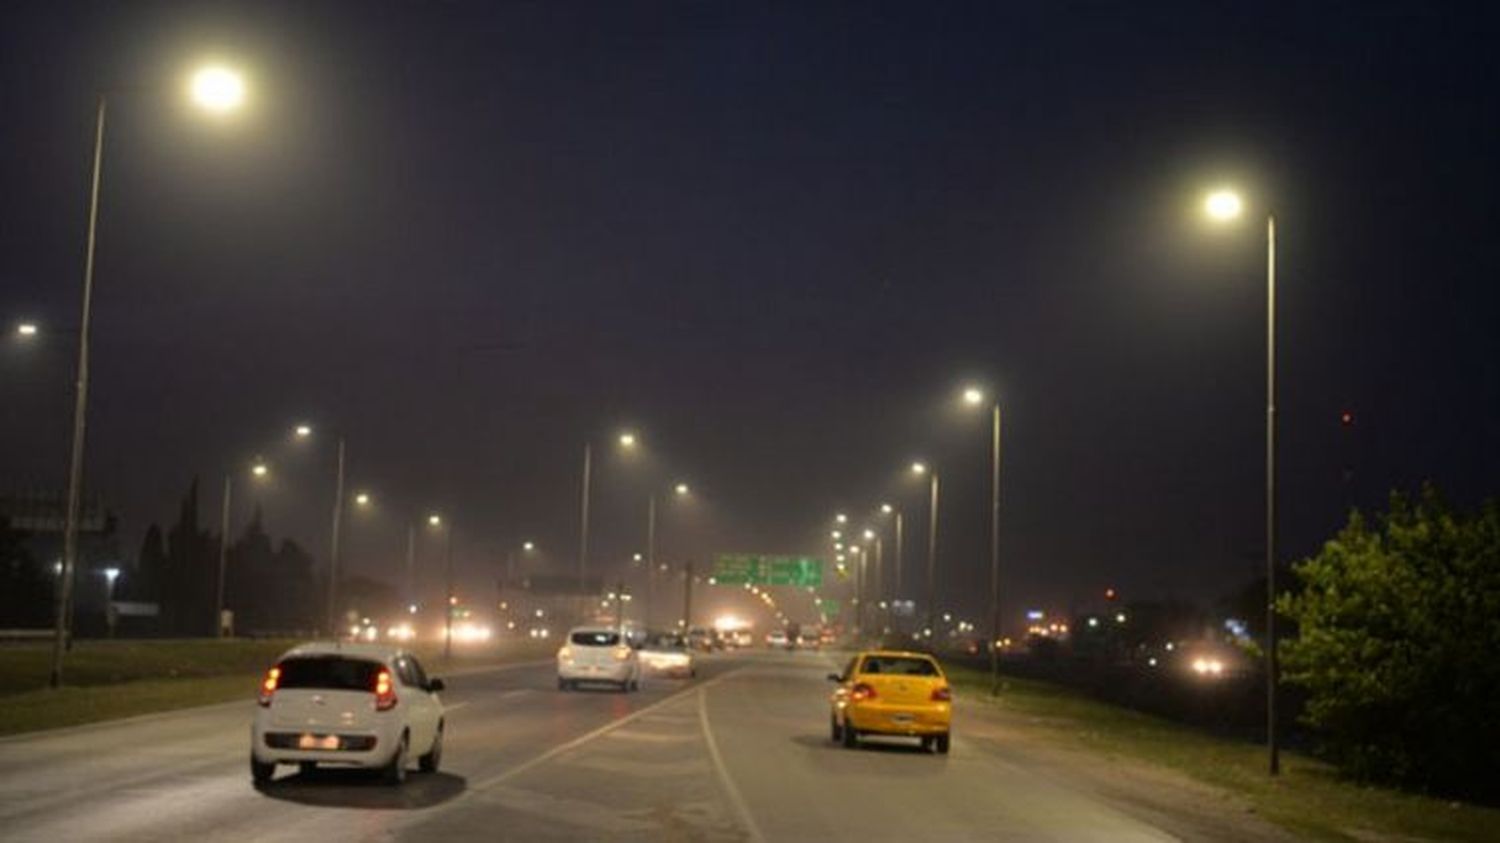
947;667;1498;842
0;638;554;737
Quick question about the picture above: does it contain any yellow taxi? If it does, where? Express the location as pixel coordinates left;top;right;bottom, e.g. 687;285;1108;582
828;650;952;753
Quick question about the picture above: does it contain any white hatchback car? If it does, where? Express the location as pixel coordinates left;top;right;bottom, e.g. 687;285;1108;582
557;627;641;692
250;642;446;786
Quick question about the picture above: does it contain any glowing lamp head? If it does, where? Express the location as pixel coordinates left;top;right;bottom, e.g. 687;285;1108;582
16;322;38;337
962;386;985;406
911;461;928;476
428;514;442;527
354;492;370;506
251;462;269;478
1205;189;1244;221
674;482;690;496
190;66;246;113
293;424;312;438
523;541;535;552
618;432;637;448
880;503;893;515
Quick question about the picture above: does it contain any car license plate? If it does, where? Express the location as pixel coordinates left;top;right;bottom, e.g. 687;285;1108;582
298;734;339;750
891;713;915;724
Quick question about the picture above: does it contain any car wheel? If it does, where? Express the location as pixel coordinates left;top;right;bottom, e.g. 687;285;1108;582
936;733;951;755
419;724;443;773
250;755;275;786
830;714;843;743
841;720;859;749
382;732;409;786
920;736;935;752
630;678;641;692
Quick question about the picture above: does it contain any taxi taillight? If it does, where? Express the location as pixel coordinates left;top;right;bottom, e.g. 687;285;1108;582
257;666;281;707
931;686;952;702
373;668;398;711
613;646;631;661
850;682;877;702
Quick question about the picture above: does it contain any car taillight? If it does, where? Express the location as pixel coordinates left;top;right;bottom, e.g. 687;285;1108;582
373;668;398;711
558;646;573;662
850;682;876;702
257;666;281;707
931;686;952;702
613;646;631;661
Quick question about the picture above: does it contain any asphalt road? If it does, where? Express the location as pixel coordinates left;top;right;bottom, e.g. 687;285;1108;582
0;650;1294;842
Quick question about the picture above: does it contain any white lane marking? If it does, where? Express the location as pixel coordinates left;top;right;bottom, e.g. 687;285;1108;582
462;668;745;794
444;701;472;713
602;728;697;744
698;684;769;843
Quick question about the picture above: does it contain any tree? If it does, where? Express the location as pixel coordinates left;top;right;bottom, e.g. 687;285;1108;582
163;478;216;636
1278;487;1500;800
0;518;49;628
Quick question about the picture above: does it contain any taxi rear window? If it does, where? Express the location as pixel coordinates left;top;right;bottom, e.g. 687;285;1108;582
571;631;621;647
858;656;939;676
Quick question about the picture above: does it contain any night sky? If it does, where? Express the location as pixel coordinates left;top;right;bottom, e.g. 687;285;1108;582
3;1;1497;627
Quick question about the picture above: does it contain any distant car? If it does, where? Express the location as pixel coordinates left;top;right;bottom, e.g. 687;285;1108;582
796;633;821;650
829;650;952;754
250;642;446;786
639;633;696;678
766;630;790;648
558;626;642;692
687;627;715;652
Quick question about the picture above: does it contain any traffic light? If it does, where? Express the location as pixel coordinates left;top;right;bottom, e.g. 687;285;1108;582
1340;410;1354;427
1104;587;1118;601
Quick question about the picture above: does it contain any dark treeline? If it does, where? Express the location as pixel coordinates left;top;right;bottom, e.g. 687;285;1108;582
118;478;321;636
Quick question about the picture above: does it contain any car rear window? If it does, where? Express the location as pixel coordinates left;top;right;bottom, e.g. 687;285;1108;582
276;656;382;691
571;631;621;647
858;656;939;676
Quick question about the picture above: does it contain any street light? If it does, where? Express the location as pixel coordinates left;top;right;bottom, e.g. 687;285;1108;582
251;461;269;478
523;541;535;552
102;567;120;638
15;322;38;338
427;513;455;659
189;66;247;113
46;67;249;685
578;430;641;618
1200;185;1281;776
834;513;848;524
428;514;442;527
910;460;940;640
959;384;1004;697
291;424;348;638
354;492;371;507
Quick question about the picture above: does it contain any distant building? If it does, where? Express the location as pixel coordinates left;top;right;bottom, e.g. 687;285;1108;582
0;491;121;632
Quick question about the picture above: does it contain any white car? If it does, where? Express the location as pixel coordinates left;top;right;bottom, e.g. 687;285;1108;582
557;626;641;692
250;642;446;786
639;633;696;678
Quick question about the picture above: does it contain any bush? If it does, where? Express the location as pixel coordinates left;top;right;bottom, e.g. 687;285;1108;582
1278;487;1500;801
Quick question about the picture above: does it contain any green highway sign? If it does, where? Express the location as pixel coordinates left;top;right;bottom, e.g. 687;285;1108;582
712;554;823;587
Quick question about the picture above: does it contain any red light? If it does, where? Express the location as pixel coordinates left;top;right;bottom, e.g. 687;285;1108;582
1104;588;1117;601
1340;411;1354;427
850;682;877;702
373;669;398;711
258;666;280;707
931;686;952;702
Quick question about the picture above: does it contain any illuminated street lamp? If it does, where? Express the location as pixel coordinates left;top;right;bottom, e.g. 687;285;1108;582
1199;185;1282;775
834;513;848;524
15;322;38;338
51;61;250;687
959;384;1004;696
909;460;940;637
354;492;371;507
189;66;247;113
674;482;690;496
578;430;642;612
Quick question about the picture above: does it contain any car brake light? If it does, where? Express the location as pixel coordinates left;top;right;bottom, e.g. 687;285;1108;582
558;646;573;662
373;668;398;711
850;682;876;702
257;666;281;707
931;686;952;702
613;646;631;661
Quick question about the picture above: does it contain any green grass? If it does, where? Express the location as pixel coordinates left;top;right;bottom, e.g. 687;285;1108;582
0;638;554;737
947;667;1498;842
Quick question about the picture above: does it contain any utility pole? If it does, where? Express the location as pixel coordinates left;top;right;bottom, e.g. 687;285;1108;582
325;436;346;636
404;522;416;610
646;495;657;631
682;560;694;631
578;443;592;623
925;471;940;641
215;473;232;638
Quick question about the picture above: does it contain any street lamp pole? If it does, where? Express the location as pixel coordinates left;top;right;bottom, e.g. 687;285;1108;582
578;443;592;617
925;470;940;640
49;93;106;689
646;494;657;630
325;436;346;636
215;473;232;638
443;521;455;661
1265;213;1280;776
404;522;416;611
988;403;1003;696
